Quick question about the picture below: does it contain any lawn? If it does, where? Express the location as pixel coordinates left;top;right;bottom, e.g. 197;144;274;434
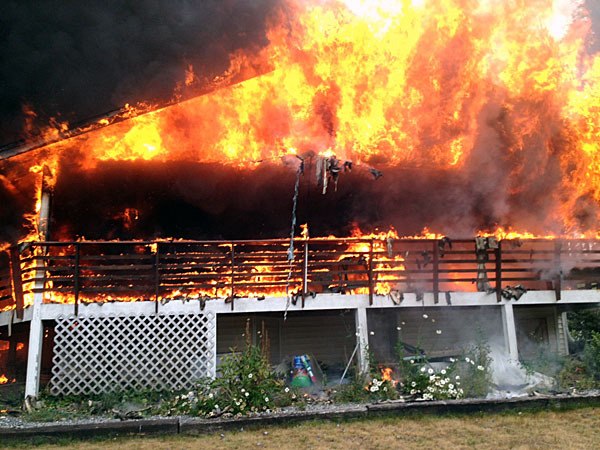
12;406;600;450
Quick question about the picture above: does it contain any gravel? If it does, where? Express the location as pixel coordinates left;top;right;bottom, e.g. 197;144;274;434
1;391;599;432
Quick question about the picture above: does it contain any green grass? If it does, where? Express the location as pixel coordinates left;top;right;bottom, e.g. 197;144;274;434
2;405;600;449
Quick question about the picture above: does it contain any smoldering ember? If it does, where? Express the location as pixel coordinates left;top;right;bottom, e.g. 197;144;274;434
1;0;600;430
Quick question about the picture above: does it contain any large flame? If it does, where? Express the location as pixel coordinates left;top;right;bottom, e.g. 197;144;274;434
8;0;600;236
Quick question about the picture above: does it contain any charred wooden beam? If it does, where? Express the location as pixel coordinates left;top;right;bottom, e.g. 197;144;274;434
554;240;562;301
74;243;80;316
433;241;439;304
9;248;24;319
495;241;502;302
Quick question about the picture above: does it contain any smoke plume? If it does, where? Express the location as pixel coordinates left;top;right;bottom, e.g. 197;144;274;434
0;0;278;145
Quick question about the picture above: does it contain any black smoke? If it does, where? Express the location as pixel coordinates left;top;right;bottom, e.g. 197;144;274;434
46;148;570;242
0;0;278;146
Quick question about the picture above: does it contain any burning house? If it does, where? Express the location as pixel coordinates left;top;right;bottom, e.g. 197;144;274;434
2;0;600;399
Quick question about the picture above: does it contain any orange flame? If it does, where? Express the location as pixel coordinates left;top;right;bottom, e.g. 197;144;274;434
0;374;15;385
380;366;398;386
7;0;600;244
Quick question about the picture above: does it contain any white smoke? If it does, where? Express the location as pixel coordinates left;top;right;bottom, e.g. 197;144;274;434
488;345;555;398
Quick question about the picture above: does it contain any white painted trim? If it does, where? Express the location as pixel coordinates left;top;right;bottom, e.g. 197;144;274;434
2;290;600;326
501;303;519;361
210;313;217;378
0;306;32;327
355;307;369;375
23;187;51;399
24;261;45;399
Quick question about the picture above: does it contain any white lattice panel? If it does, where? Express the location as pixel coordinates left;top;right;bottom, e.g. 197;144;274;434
50;312;216;395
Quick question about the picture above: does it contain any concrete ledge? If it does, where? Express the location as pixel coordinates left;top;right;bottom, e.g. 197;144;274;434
179;404;367;435
1;394;599;443
0;417;179;440
367;393;600;416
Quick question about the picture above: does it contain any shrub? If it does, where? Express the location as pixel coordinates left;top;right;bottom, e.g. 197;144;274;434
400;360;464;401
333;371;398;403
568;308;600;342
583;331;600;381
520;344;565;379
365;374;399;401
197;344;283;416
395;341;463;400
194;320;297;417
332;373;370;403
456;332;493;398
557;357;597;391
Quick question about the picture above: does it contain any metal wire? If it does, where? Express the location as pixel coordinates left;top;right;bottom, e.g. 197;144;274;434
284;162;303;320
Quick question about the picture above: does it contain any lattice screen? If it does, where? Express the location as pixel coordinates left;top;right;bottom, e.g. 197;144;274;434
50;312;216;395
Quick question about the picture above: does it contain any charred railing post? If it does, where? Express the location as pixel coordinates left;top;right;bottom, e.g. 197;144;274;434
230;243;235;311
302;241;309;308
495;241;502;302
9;246;24;319
554;240;562;301
74;243;80;316
432;241;439;304
368;239;374;306
154;243;160;314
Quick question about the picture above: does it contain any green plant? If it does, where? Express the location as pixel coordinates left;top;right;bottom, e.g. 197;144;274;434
568;308;600;342
332;373;370;403
332;370;398;403
28;389;189;421
395;340;463;400
520;344;565;379
198;344;282;415
557;356;598;390
456;330;493;398
583;331;600;380
194;320;296;416
396;357;463;400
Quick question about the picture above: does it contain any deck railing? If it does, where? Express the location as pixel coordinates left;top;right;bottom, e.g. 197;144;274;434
2;237;600;316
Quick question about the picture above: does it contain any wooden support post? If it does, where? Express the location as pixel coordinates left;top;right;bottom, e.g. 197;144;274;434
554;240;562;301
25;249;47;399
25;181;51;400
368;239;374;306
355;307;370;376
495;241;502;302
230;243;235;311
74;243;80;317
9;247;24;319
432;241;439;304
154;243;160;314
302;241;308;308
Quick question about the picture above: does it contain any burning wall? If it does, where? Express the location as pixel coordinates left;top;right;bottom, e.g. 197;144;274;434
2;0;600;243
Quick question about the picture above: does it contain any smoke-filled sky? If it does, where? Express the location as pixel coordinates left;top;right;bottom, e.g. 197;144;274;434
0;0;278;146
0;0;599;147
